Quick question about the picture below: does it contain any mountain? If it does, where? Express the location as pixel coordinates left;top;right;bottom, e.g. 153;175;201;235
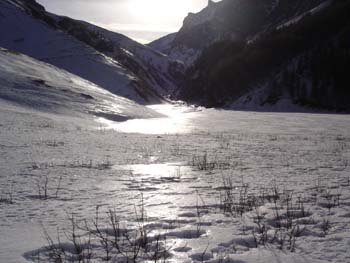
53;18;184;99
2;0;348;112
180;0;350;111
150;0;328;66
0;0;183;103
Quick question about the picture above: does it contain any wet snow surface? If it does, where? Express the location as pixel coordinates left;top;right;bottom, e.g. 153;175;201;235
1;102;350;263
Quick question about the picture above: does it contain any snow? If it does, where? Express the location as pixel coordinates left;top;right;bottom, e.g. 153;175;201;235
167;47;201;67
77;20;183;96
1;85;350;262
148;33;177;54
0;48;161;121
148;33;202;67
229;86;312;113
97;104;200;134
0;0;157;104
276;0;332;30
0;1;349;262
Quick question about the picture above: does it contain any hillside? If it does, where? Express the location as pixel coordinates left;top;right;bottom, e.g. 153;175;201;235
0;48;161;121
2;0;348;111
180;0;350;111
0;0;183;103
149;0;326;67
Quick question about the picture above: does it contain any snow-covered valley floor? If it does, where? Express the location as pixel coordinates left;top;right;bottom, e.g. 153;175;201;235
0;102;350;263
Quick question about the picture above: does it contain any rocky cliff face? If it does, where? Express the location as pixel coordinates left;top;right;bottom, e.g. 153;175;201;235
150;0;327;66
181;0;219;31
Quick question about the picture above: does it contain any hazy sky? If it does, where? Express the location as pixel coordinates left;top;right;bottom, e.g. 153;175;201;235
37;0;211;43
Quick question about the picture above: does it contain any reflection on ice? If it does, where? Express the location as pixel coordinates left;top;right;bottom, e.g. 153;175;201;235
116;162;188;178
97;104;200;134
113;162;195;219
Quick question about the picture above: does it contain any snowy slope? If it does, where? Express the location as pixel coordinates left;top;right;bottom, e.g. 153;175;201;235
0;0;162;104
75;21;184;97
0;48;161;120
149;33;201;66
148;33;177;54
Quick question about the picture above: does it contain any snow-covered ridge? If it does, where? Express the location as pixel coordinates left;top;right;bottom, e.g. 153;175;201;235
0;0;157;104
75;20;184;97
276;0;332;30
148;33;177;54
0;48;161;120
0;0;183;103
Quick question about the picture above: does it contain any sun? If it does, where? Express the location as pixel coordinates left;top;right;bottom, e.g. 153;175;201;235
128;0;192;24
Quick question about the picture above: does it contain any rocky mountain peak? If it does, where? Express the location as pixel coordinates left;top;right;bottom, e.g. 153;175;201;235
182;0;219;30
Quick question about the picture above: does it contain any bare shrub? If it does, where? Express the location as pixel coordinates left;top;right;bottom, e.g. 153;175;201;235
34;174;63;200
191;152;230;171
41;196;171;263
61;159;112;170
320;218;331;236
0;182;14;204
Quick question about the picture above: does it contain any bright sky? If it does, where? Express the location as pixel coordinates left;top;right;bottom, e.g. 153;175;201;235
37;0;211;43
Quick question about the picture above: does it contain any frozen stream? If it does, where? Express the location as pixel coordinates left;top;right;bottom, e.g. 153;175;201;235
0;103;350;263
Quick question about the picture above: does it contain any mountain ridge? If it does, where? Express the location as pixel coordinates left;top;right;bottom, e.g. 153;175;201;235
0;0;183;103
150;0;328;67
2;0;349;112
180;0;350;111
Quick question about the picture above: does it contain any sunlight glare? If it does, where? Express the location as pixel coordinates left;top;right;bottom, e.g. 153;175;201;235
96;104;199;134
128;0;192;23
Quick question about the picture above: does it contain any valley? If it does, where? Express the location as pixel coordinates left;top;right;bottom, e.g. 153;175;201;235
0;0;349;262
